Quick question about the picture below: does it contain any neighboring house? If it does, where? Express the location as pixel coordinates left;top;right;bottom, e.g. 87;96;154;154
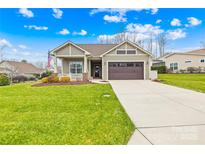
0;61;44;77
158;49;205;72
51;40;153;80
0;67;13;75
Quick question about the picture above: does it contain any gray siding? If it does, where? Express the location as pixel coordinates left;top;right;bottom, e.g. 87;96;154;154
102;42;151;80
55;44;85;56
106;42;146;55
62;58;83;74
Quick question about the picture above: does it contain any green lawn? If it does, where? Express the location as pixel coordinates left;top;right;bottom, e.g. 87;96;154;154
158;74;205;93
0;83;134;145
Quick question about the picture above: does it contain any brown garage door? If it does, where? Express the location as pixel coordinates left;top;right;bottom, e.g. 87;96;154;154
108;62;144;80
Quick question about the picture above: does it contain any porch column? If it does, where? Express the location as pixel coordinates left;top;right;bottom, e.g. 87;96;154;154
54;56;58;73
61;58;64;76
88;59;91;78
84;55;87;73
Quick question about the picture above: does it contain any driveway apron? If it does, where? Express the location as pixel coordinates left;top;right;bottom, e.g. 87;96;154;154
110;80;205;145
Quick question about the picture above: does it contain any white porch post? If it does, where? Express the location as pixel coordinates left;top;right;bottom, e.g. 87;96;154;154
61;58;64;76
54;55;58;73
84;55;87;73
88;59;91;77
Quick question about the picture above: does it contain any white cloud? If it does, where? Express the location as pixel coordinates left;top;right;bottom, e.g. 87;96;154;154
166;29;186;40
103;15;126;23
156;19;162;24
57;28;70;35
98;23;164;43
186;17;202;27
98;32;149;43
126;23;164;35
0;38;12;47
19;8;34;18
90;8;158;23
73;30;87;36
170;18;181;26
90;8;143;16
151;8;159;15
24;25;48;31
52;8;63;19
18;44;27;49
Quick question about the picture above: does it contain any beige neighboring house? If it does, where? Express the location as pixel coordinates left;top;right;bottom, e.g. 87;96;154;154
158;49;205;72
51;40;153;81
0;61;44;77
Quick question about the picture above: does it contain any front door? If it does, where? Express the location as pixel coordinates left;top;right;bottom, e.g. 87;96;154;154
94;64;101;78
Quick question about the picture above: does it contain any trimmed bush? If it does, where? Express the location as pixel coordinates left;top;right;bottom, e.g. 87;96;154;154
41;74;59;83
48;75;59;83
187;67;200;73
12;75;28;83
0;74;10;86
151;65;167;74
60;76;70;82
40;70;53;79
41;77;49;83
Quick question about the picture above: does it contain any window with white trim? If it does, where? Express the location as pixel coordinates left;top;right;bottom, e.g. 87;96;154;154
116;50;126;54
127;50;136;54
170;62;178;71
116;49;136;55
69;62;83;74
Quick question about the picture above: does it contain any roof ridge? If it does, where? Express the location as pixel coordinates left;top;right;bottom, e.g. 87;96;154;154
76;43;118;45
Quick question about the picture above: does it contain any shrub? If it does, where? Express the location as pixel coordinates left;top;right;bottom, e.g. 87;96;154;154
28;76;37;81
60;76;70;82
179;69;186;73
151;66;167;74
12;75;28;83
48;75;59;83
40;70;53;79
187;67;199;73
41;77;49;83
0;74;10;86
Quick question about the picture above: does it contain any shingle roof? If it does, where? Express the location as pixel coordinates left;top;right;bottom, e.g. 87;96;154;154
3;61;44;74
186;48;205;55
76;44;117;56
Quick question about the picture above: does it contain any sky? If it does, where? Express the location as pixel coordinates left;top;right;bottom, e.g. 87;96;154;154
0;8;205;64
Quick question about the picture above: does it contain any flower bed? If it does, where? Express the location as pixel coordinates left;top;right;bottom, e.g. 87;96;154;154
32;81;92;87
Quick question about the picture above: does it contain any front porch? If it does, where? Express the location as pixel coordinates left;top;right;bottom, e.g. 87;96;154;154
56;56;102;81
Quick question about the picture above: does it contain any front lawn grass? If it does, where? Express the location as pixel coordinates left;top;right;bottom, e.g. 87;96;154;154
0;83;134;144
158;74;205;93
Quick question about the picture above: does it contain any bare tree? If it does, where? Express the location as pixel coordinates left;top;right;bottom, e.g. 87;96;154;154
200;41;205;48
157;33;168;57
0;45;7;62
35;61;46;69
147;33;154;54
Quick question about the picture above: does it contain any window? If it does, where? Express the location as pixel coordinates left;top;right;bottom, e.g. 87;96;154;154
117;63;126;67
117;50;126;54
116;49;137;55
200;59;205;63
170;62;178;71
127;63;134;67
127;50;136;54
185;60;192;63
70;62;83;74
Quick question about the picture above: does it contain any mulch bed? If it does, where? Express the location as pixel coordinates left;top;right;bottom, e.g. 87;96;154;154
32;81;92;87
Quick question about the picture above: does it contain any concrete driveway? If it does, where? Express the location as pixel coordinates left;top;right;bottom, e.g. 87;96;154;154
110;80;205;145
